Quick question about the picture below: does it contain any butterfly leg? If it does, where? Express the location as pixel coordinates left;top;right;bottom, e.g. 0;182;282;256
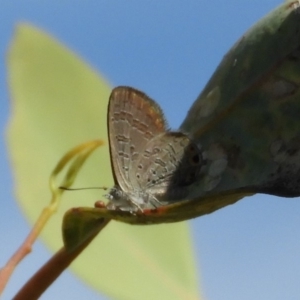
149;195;165;209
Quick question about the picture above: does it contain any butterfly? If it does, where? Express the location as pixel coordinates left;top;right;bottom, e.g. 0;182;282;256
105;86;203;211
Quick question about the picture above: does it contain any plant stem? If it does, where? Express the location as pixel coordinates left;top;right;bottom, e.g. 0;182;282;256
12;218;110;300
0;205;59;294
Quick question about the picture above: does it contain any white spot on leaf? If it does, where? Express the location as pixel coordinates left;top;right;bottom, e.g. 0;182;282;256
208;158;228;177
203;175;221;192
264;78;297;99
197;86;220;118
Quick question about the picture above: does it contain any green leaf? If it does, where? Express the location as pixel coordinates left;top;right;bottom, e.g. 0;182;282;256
63;208;109;252
6;24;200;299
179;1;300;210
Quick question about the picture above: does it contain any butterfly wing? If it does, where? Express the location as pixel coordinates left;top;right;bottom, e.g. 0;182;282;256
108;86;168;193
133;131;203;202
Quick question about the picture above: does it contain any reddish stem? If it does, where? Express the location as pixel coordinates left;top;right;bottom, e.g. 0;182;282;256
0;206;56;293
12;218;110;300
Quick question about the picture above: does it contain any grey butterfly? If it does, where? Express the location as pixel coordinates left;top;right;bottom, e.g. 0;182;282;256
106;86;203;211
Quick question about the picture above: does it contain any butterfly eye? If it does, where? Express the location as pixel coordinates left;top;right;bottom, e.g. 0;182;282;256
185;144;202;166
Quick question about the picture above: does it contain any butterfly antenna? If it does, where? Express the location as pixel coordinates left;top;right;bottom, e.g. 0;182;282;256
59;186;109;191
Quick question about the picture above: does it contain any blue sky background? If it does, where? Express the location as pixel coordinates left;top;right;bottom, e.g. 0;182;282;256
1;1;300;299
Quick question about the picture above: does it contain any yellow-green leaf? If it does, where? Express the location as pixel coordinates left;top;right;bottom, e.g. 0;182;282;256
6;23;200;300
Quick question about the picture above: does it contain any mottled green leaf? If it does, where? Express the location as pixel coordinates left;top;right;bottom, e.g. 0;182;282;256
179;1;300;213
